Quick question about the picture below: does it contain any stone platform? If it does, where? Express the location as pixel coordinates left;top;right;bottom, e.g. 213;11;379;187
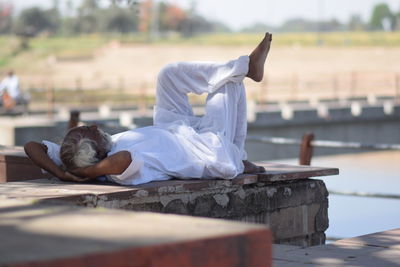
0;198;272;267
0;146;51;183
1;162;338;246
273;228;400;266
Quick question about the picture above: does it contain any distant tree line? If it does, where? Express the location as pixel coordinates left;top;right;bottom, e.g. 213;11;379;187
244;3;400;33
0;0;224;38
0;0;399;38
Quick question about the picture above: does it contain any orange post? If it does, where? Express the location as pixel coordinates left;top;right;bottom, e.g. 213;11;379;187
68;110;80;129
350;71;357;98
395;73;400;103
46;85;55;119
299;133;314;165
332;73;339;100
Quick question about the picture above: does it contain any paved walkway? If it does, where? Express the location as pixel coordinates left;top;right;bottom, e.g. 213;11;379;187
274;228;400;266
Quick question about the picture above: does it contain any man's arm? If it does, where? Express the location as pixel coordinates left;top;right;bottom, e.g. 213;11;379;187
24;141;88;182
70;151;132;179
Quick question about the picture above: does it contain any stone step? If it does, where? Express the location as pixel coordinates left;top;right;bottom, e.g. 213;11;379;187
0;199;272;267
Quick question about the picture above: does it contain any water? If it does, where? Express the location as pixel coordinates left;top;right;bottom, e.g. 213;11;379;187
270;150;400;240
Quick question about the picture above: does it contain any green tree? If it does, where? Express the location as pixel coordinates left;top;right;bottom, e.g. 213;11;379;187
76;0;100;33
12;7;58;51
348;14;365;31
60;0;79;35
179;15;214;37
395;11;400;31
13;7;55;37
46;0;62;34
101;5;138;33
369;3;393;31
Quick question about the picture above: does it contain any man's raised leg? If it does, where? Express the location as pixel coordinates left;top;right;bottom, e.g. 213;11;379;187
243;32;273;173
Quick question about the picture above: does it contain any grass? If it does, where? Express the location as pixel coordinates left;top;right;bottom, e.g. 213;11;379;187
155;32;400;47
114;32;400;46
0;36;19;68
29;87;156;106
28;35;109;58
28;87;210;108
1;32;399;69
1;31;398;70
0;34;109;70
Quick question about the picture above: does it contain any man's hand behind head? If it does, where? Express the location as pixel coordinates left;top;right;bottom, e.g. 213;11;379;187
62;171;92;183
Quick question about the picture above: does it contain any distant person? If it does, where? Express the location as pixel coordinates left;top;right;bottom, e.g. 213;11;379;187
0;70;21;110
24;33;272;185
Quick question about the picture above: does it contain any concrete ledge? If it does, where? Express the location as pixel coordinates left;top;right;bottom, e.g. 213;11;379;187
0;199;272;267
0;162;338;246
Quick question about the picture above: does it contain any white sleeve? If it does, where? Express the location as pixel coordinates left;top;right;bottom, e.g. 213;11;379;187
107;151;143;185
42;140;62;167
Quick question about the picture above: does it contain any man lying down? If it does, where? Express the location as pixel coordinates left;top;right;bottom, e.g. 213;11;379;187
24;33;272;185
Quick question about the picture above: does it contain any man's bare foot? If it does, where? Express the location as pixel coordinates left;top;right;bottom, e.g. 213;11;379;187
243;160;266;174
247;32;272;82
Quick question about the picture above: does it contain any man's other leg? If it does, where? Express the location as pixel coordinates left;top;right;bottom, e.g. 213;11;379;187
203;83;265;174
202;33;273;173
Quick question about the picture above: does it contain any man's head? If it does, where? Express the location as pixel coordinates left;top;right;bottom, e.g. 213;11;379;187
7;70;14;77
60;125;112;170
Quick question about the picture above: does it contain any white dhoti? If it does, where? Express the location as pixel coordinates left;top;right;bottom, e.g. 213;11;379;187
43;56;251;185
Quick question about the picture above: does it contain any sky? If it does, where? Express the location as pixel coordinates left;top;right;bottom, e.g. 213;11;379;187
9;0;400;31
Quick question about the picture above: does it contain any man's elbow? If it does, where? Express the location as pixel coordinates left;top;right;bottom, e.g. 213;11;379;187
119;151;132;174
24;141;40;155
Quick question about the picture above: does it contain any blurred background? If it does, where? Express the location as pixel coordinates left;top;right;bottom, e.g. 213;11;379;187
1;0;399;242
0;0;399;108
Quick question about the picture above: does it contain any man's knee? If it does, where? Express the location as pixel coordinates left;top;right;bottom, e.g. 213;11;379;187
157;62;179;84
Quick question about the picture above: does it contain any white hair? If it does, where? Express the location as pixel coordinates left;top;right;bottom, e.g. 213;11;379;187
74;138;99;168
60;128;112;170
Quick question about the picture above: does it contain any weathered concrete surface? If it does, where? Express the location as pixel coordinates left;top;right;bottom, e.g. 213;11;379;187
256;162;338;182
0;198;272;267
273;228;400;266
0;162;338;246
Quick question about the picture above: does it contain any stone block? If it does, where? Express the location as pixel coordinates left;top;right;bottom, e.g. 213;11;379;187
267;203;320;240
0;200;272;267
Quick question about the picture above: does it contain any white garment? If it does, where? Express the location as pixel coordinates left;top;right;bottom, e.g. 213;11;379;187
43;56;250;185
0;75;20;99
